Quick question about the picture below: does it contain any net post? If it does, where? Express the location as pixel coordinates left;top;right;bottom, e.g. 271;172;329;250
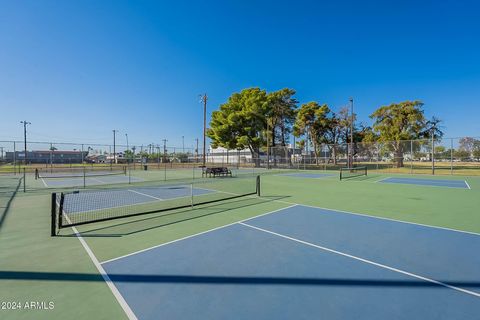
51;193;57;237
256;175;261;196
58;193;65;229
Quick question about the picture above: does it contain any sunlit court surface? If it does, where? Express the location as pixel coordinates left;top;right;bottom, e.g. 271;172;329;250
2;166;480;319
2;1;480;319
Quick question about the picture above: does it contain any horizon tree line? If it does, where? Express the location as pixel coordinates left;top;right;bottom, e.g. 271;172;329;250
207;87;446;168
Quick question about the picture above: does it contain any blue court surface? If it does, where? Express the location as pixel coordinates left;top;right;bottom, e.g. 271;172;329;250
278;172;334;179
63;185;214;213
41;175;144;188
101;205;480;319
378;177;470;189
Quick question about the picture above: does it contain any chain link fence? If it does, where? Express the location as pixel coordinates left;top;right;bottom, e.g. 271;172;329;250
1;137;479;179
226;137;480;176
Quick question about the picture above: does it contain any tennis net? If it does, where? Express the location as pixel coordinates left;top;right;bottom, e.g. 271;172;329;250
339;166;367;180
51;175;260;235
37;166;126;179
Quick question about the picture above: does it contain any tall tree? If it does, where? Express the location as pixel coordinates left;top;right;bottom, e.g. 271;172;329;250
458;137;477;152
370;100;427;167
267;88;298;146
293;102;331;164
422;116;444;140
317;108;341;164
207;88;269;167
267;88;298;165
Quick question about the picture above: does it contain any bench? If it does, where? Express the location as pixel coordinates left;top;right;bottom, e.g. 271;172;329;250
202;167;232;178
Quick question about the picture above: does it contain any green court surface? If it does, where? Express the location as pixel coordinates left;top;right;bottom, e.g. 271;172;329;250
1;170;479;319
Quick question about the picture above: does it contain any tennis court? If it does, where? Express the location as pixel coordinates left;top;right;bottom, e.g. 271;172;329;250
1;170;479;320
100;205;480;319
377;177;470;189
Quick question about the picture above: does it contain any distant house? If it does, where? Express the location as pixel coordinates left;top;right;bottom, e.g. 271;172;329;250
85;154;107;163
5;150;88;164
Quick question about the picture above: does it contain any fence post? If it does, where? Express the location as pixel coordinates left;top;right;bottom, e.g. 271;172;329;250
410;140;413;174
23;167;26;192
323;144;327;171
13;141;16;175
431;135;435;175
450;138;453;175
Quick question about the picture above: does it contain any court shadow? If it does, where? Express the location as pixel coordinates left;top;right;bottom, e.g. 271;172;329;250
1;270;479;290
60;195;292;238
0;177;22;231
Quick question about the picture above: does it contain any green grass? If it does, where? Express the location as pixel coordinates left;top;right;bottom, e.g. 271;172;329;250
1;170;479;319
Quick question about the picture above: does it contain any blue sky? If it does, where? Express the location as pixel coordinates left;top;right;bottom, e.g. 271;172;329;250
1;0;479;148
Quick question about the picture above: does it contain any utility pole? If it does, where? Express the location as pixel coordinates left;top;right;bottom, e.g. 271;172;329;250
112;129;118;164
20;121;31;165
349;98;354;168
200;94;208;167
162;139;168;163
182;135;185;153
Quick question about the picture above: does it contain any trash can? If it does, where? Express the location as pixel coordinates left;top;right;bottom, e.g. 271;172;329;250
143;165;148;171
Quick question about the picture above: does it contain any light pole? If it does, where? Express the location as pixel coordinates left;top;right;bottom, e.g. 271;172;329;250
20;120;30;192
182;135;185;154
349;98;354;168
162;139;168;163
200;94;208;167
20;121;31;165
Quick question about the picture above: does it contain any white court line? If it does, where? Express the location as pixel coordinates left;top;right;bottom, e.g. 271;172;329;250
376;177;471;190
206;185;480;237
89;177;107;184
465;180;471;190
254;198;480;237
64;215;138;320
373;177;390;183
239;222;480;299
63;186;214;215
100;204;297;265
128;189;163;200
40;177;48;188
